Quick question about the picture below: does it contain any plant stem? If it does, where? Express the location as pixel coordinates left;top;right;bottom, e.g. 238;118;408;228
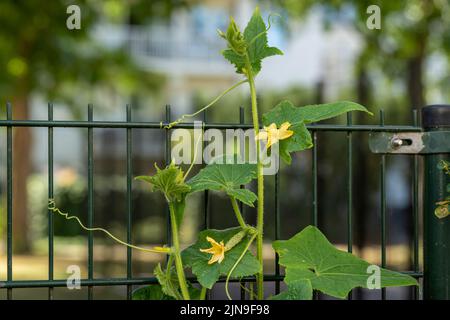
165;254;183;300
200;287;207;300
225;232;258;300
245;58;264;300
169;203;190;300
230;197;247;229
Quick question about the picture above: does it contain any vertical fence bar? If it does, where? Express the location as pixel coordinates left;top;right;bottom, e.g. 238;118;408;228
6;102;12;300
87;104;94;300
412;109;420;300
48;103;54;300
423;104;450;299
379;110;387;300
126;104;133;300
312;131;318;299
202;109;211;300
274;165;281;295
346;113;353;300
203;110;209;232
312;131;318;227
165;106;172;250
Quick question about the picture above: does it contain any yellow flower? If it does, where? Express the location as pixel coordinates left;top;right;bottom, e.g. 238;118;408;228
256;122;294;148
200;236;226;264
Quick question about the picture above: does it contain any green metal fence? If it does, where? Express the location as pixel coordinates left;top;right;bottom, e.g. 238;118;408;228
1;102;449;300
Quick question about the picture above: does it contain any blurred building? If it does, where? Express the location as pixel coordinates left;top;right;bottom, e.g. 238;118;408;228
30;0;363;177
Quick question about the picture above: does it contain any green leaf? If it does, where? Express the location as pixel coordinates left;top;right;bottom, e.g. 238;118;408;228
262;101;313;164
279;122;313;164
273;225;418;299
270;280;312;300
263;100;371;163
154;263;182;300
132;284;175;300
220;7;283;75
294;101;373;124
243;7;283;74
182;227;261;289
136;162;191;202
222;49;246;74
136;162;190;226
187;163;257;207
188;285;203;300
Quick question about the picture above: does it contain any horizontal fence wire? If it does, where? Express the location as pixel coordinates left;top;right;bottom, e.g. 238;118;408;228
0;272;423;289
0;103;423;300
0;119;422;131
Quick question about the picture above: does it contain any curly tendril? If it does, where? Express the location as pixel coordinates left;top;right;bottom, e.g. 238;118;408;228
48;199;171;254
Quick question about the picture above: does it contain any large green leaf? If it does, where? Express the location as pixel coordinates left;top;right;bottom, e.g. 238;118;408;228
273;225;418;299
132;284;174;300
187;163;257;207
263;100;371;164
294;101;373;124
270;280;312;300
182;227;261;289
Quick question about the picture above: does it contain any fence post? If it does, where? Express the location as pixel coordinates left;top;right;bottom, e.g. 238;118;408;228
423;104;450;299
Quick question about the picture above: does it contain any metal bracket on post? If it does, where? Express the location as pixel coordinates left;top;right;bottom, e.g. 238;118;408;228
369;105;450;299
369;131;450;154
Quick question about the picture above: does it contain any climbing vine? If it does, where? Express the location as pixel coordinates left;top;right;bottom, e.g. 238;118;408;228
50;7;418;300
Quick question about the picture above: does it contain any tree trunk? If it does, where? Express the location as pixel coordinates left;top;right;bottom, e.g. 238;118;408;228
11;95;32;253
407;54;425;109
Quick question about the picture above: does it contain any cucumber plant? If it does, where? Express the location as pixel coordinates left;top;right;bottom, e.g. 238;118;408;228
50;7;418;300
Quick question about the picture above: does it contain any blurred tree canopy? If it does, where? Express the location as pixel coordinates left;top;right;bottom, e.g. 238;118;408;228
0;0;184;251
268;0;449;254
272;0;450;109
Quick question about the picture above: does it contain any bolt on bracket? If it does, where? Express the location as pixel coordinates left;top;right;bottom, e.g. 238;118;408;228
369;131;450;154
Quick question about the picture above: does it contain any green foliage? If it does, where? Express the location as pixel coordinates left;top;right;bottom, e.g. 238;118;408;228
187;163;257;207
154;263;183;300
136;162;190;226
270;279;312;300
132;284;175;300
273;225;418;299
136;162;190;202
220;7;283;75
0;0;165;105
263;100;371;163
51;4;419;301
291;101;373;123
218;17;247;56
182;227;261;289
131;282;201;301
